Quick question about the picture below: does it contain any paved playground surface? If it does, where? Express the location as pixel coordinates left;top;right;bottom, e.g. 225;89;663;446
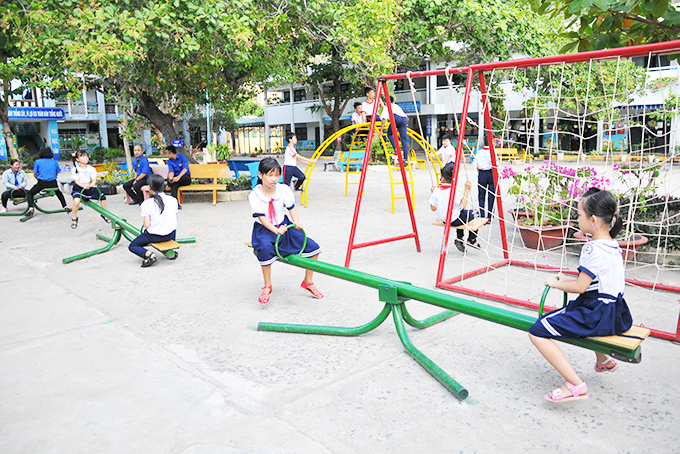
1;161;679;453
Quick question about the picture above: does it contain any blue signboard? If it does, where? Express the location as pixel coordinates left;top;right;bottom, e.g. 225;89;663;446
171;139;184;148
397;101;421;113
48;120;61;160
8;107;65;120
0;124;7;160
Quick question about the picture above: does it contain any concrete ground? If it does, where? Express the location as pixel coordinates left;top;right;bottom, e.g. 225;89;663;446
1;161;679;453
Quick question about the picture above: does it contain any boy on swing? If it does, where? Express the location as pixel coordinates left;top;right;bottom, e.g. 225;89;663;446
429;163;481;253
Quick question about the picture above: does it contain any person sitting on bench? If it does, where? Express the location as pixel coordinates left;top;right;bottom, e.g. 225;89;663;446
123;144;150;205
1;159;28;213
165;145;191;208
26;147;70;217
428;163;479;253
129;174;179;267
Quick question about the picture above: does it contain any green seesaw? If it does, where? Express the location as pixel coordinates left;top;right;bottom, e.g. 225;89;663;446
257;228;650;400
62;198;195;264
0;188;81;222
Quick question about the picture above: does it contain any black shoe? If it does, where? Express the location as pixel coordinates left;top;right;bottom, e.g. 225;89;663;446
467;239;481;249
128;200;140;205
141;255;157;267
25;208;34;218
454;239;465;253
177;204;182;210
64;207;72;214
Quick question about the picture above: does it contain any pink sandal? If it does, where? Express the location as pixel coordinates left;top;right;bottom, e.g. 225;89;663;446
301;281;324;299
595;357;619;373
259;286;272;306
545;381;588;403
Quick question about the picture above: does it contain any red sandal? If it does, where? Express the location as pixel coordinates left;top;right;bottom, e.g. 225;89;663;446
258;286;272;306
301;281;324;299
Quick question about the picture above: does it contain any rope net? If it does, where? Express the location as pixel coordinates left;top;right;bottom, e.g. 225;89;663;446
432;52;680;340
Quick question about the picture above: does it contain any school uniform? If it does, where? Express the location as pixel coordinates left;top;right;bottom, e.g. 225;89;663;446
71;164;106;200
529;240;633;338
475;146;495;219
249;184;321;266
351;111;363;125
438;144;456;166
428;184;476;242
282;145;306;190
361;99;381;122
123;155;151;203
28;158;67;208
167;153;191;199
129;193;178;258
384;103;409;160
1;168;28;208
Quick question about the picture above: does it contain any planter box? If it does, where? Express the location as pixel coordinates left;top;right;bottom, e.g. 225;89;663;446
97;184;117;195
517;222;572;250
573;231;648;262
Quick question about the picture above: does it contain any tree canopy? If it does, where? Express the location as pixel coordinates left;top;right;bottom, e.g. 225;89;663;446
528;0;680;52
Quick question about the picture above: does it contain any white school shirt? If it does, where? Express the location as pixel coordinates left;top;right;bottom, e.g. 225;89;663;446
382;102;407;119
249;184;295;226
351;111;363;124
475;146;493;170
438;144;456;165
283;145;298;167
428;185;464;222
361;99;381;119
140;192;179;236
71;165;97;185
578;239;625;297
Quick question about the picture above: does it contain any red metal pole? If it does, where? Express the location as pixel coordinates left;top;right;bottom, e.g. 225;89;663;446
344;82;385;267
436;68;475;285
380;40;680;80
381;81;421;253
478;71;510;260
352;233;417;250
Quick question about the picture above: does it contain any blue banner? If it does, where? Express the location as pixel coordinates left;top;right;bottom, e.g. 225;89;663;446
8;107;65;120
171;139;184;148
397;101;421;113
0;124;7;160
48;120;61;159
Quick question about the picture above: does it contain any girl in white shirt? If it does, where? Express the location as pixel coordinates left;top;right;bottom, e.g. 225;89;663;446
250;158;323;305
70;150;108;229
128;174;179;267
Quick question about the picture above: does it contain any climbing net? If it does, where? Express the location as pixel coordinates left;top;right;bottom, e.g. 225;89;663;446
423;42;680;341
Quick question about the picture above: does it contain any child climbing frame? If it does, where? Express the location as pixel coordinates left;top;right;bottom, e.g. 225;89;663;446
382;40;680;341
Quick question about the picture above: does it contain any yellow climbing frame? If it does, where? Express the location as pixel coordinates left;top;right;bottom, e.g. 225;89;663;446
300;123;444;208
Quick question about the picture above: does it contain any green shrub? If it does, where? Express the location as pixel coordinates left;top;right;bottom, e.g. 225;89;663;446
218;175;252;191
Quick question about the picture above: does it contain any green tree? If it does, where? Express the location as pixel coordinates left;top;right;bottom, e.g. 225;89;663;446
528;0;680;52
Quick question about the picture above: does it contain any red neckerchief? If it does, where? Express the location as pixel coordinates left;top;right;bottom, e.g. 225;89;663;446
267;197;279;227
439;184;451;189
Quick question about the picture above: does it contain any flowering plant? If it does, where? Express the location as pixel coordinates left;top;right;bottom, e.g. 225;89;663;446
501;163;610;226
613;161;661;213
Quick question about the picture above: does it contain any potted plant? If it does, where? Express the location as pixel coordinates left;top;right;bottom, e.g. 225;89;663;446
502;163;609;249
97;162;125;195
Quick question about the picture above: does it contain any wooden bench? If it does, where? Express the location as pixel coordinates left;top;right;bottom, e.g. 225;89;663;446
177;164;229;206
339;151;366;172
432;217;488;230
150;239;181;259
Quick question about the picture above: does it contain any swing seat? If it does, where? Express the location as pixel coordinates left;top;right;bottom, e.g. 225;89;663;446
432;217;488;230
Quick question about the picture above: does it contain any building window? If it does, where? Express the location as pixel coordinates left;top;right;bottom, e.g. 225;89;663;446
295;127;308;140
437;73;462;87
284;91;291;103
244;131;250;138
294;89;306;102
632;54;671;69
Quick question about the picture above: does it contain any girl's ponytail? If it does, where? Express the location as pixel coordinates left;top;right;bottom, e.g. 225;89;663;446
610;212;623;239
147;174;166;213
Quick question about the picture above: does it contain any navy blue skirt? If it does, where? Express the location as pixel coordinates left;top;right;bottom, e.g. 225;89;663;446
251;215;321;266
529;291;633;338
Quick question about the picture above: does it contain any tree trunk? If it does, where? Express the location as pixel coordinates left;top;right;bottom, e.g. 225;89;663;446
1;80;18;159
121;111;133;176
135;91;196;163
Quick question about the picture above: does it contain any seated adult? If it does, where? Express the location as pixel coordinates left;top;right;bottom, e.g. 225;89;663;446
26;147;70;217
123;144;150;205
165;145;191;208
1;159;28;213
